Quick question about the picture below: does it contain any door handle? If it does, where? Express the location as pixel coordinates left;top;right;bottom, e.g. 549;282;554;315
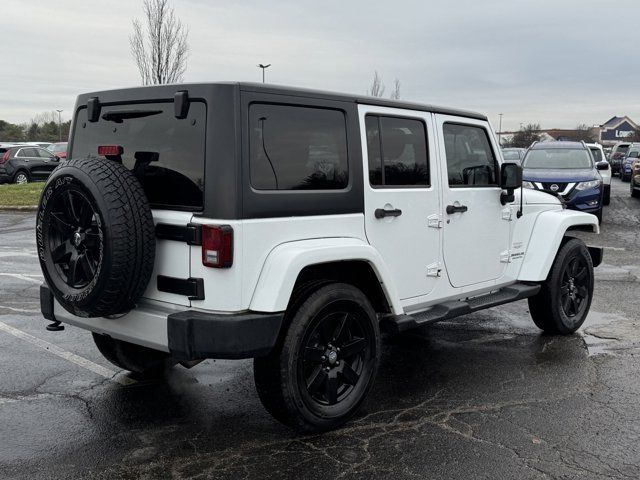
374;208;402;219
446;204;468;214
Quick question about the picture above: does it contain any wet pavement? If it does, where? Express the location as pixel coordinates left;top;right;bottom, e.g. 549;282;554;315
0;179;639;479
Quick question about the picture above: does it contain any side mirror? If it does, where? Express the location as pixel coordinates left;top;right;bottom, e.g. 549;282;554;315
596;161;609;171
500;162;522;205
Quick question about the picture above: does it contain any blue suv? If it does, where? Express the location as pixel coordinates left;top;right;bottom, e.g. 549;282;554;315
522;141;605;222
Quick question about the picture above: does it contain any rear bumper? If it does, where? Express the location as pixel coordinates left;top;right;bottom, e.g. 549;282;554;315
41;284;284;360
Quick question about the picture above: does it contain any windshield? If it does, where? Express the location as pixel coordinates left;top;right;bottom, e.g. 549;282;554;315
524;148;593;169
617;145;630;155
502;150;521;161
589;148;603;162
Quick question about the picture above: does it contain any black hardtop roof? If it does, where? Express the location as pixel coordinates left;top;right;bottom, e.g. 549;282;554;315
75;82;487;121
530;141;588;150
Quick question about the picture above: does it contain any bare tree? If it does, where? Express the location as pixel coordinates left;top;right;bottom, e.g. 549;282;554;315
368;71;385;97
389;79;401;100
130;0;189;85
508;123;541;148
573;123;598;143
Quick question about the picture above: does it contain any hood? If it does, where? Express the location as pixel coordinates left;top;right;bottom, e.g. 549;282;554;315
521;188;562;206
523;168;597;182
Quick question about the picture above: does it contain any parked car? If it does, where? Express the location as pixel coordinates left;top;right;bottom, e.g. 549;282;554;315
609;141;631;175
0;145;60;184
501;147;527;164
37;83;601;433
522;141;605;222
631;157;640;198
620;143;640;182
586;143;611;205
47;142;68;159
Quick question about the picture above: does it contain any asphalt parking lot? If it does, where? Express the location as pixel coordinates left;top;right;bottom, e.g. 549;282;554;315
1;180;639;480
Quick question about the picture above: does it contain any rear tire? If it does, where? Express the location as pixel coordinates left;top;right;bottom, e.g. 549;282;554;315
14;171;29;184
254;283;380;432
92;333;173;375
528;238;594;334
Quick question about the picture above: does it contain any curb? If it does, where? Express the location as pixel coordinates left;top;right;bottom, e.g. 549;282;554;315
0;206;38;211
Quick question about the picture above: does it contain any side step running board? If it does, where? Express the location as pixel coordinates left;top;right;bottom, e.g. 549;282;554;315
380;283;541;334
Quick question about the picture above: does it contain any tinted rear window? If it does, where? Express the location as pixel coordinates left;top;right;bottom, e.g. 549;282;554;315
249;104;349;190
71;102;206;210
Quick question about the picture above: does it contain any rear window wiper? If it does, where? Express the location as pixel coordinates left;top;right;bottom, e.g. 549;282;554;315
101;109;162;123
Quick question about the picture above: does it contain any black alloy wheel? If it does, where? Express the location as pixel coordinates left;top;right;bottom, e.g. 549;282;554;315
559;256;590;319
47;189;102;289
528;238;594;334
300;310;370;407
254;283;380;432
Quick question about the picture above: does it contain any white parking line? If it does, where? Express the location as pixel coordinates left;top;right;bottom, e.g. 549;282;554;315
0;305;40;313
0;273;43;284
0;321;135;386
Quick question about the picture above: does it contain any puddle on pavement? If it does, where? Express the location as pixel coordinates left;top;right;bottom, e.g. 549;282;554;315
580;310;640;357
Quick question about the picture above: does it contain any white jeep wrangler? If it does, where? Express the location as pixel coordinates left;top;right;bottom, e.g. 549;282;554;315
37;83;602;432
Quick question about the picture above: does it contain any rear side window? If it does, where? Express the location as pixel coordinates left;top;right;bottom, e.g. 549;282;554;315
249;104;349;190
35;148;53;158
365;115;429;187
71;102;206;210
443;123;498;186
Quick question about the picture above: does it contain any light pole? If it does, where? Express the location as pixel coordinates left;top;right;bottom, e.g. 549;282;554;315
56;109;63;142
498;113;503;146
257;63;271;83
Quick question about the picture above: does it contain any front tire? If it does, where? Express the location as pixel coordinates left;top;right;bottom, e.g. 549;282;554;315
92;333;173;375
254;283;380;432
528;238;594;334
603;185;610;205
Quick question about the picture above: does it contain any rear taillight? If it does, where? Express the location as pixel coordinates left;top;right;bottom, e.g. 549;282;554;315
0;151;10;164
201;225;233;268
98;145;123;156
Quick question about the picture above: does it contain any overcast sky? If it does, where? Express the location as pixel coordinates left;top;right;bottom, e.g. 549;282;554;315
2;0;640;131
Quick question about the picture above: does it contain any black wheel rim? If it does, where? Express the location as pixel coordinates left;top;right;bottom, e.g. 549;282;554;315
47;189;102;289
560;256;590;318
299;306;371;408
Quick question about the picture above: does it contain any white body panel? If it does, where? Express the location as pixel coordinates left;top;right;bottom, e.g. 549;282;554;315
144;210;193;307
358;105;442;300
435;114;512;288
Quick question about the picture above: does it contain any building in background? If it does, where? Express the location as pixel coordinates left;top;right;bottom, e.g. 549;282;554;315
597;116;638;146
497;115;638;147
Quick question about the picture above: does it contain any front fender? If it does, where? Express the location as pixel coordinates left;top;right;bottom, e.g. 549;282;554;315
518;209;599;282
249;238;402;314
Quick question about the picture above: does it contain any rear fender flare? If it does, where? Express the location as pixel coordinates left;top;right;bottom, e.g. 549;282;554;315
249;238;402;314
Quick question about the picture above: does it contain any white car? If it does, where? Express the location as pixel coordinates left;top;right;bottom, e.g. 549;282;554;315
36;83;602;433
586;143;611;205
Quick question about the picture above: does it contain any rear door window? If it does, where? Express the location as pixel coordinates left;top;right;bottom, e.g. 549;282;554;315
365;115;429;187
71;102;206;210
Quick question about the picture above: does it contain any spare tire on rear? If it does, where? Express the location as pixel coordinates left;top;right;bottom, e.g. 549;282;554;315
36;157;156;318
